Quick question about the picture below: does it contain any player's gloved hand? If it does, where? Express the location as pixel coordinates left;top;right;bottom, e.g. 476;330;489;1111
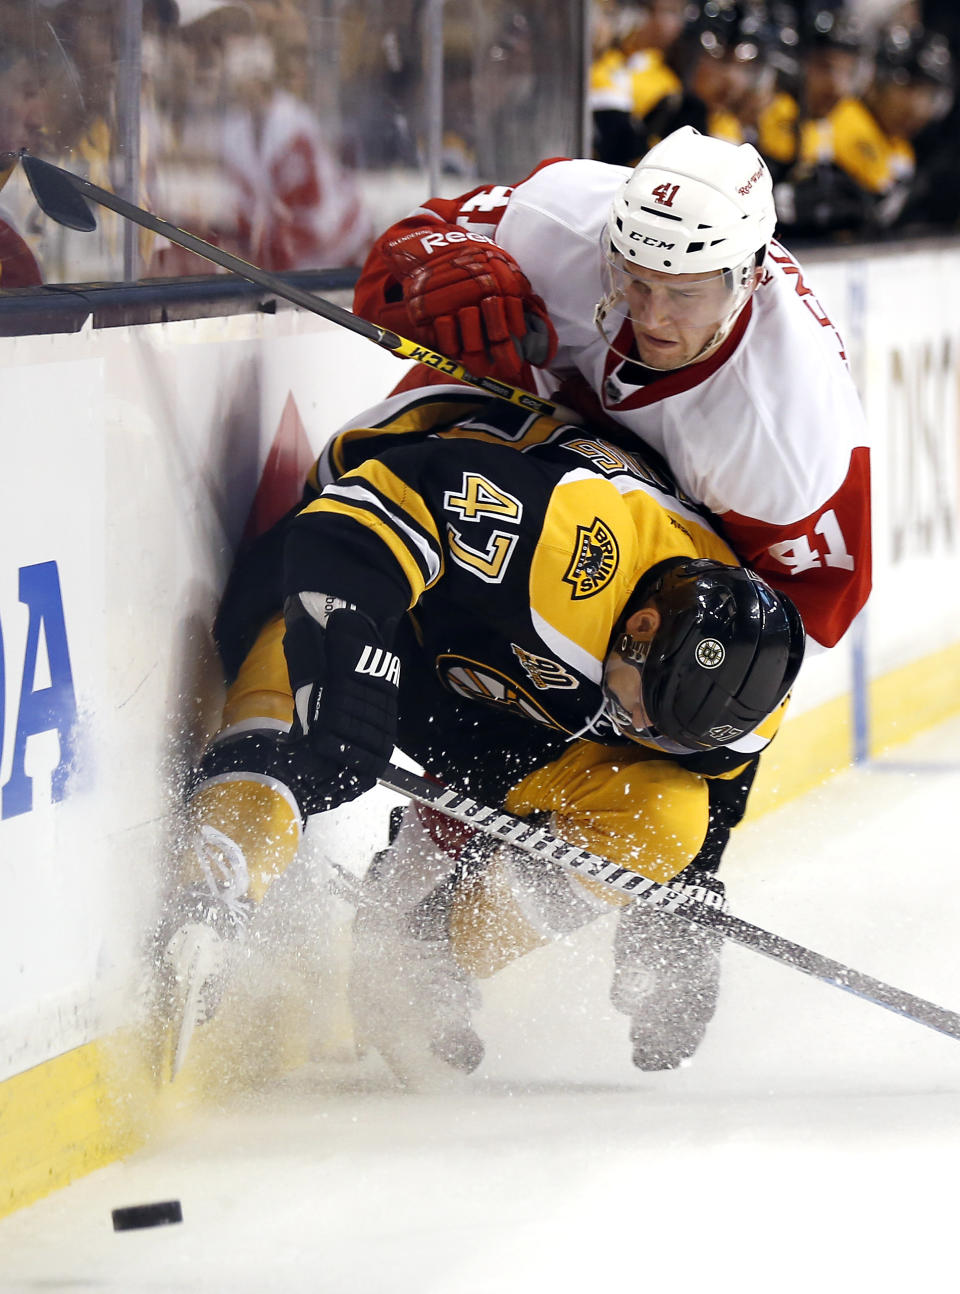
378;226;558;382
283;596;400;811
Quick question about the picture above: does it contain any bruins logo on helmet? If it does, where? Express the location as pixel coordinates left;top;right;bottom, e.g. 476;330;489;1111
563;517;619;600
695;638;726;669
511;644;580;691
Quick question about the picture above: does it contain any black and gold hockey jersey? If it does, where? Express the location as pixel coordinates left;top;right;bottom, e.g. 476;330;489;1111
284;390;785;778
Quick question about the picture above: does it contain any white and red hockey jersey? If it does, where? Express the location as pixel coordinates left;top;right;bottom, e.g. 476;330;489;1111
354;158;871;648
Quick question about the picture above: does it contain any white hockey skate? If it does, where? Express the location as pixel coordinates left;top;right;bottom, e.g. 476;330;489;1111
610;875;724;1071
156;823;255;1079
162;916;231;1078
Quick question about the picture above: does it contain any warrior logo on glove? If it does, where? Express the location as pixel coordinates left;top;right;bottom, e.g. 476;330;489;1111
356;645;401;685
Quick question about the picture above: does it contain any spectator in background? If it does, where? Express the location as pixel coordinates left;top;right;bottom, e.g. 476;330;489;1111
336;2;422;172
28;0;130;281
774;17;953;236
146;0;254;276
863;21;954;225
0;34;46;286
857;1;919;27
473;11;543;180
43;0;116;179
434;17;480;179
218;16;373;271
750;4;805;173
590;0;623;95
654;3;761;144
148;0;372;276
757;6;867;179
250;0;311;102
904;0;960;228
592;1;793;165
730;10;790;151
591;0;686;165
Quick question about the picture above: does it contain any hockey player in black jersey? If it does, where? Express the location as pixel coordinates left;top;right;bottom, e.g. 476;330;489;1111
162;388;803;1079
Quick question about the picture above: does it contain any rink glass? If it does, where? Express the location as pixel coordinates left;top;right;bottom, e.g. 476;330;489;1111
0;0;587;284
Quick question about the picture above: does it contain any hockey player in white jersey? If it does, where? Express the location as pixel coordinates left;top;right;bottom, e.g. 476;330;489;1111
352;126;871;650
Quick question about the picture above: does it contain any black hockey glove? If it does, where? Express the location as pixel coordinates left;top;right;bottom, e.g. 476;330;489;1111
283;597;400;811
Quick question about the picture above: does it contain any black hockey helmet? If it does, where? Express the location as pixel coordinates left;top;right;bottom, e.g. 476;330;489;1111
602;558;805;754
874;24;954;89
801;7;867;56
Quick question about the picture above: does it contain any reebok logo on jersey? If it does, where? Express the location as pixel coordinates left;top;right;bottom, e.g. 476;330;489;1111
563;518;619;600
356;645;401;686
419;230;494;254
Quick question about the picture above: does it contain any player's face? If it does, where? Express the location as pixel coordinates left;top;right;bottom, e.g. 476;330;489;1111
621;264;734;368
875;81;943;140
804;48;860;119
602;642;652;741
602;604;692;752
646;0;686;51
602;644;695;755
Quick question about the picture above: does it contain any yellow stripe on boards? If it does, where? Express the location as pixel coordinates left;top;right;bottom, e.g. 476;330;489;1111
869;640;960;754
0;1037;149;1219
747;691;854;819
0;974;333;1221
747;639;960;820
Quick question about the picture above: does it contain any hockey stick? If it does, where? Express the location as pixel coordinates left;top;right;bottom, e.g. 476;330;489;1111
17;151;569;422
378;761;960;1044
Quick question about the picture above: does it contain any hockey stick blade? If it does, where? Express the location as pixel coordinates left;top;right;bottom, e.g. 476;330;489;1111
379;761;960;1044
20;151;97;231
18;152;573;423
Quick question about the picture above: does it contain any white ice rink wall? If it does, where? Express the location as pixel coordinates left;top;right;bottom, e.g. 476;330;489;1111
2;239;960;1216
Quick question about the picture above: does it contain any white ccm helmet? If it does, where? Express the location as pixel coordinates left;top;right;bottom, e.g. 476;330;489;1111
597;127;778;366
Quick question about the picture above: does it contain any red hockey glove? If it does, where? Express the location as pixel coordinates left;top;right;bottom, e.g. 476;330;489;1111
378;227;558;382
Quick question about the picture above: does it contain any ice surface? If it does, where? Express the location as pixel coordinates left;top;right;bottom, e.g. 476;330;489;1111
3;718;960;1293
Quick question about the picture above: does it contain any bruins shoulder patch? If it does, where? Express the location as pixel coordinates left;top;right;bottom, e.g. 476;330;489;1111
562;517;619;600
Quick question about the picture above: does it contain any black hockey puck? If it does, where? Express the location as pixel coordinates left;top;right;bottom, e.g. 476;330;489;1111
111;1200;183;1231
